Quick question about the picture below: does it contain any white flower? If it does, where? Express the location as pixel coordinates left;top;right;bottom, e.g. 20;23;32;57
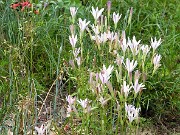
99;65;114;84
75;57;81;66
151;37;162;51
124;58;138;73
99;96;105;105
134;70;141;81
73;47;80;58
106;30;112;39
69;34;77;48
69;24;75;35
113;12;122;24
114;32;119;42
91;24;100;35
78;99;92;113
119;31;128;53
91;7;104;21
141;45;151;57
66;105;73;117
99;96;109;106
116;54;124;66
132;79;145;94
153;54;161;70
121;81;132;97
127;36;141;56
66;95;76;105
107;31;114;41
35;124;46;135
78;18;90;33
70;7;78;19
92;32;109;44
125;103;140;123
91;35;100;43
85;105;92;113
78;98;88;109
100;32;108;43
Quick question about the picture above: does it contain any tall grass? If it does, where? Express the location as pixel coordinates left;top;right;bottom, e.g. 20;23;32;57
0;0;179;134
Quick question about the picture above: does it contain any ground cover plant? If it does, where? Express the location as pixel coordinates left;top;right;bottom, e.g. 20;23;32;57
0;0;179;134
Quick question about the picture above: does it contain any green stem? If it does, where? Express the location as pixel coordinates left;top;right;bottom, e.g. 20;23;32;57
101;108;105;134
9;47;13;106
80;33;83;63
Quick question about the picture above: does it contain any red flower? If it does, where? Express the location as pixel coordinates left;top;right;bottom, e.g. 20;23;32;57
10;3;20;9
20;1;32;11
10;1;32;12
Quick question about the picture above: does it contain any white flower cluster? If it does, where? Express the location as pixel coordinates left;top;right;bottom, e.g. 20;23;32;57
68;5;162;125
125;103;140;122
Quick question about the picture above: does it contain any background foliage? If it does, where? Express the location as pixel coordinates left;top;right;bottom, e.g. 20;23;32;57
0;0;179;134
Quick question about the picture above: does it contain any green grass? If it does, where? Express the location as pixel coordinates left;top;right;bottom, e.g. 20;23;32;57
0;0;179;134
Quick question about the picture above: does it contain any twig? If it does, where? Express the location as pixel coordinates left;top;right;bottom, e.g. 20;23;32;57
37;74;61;117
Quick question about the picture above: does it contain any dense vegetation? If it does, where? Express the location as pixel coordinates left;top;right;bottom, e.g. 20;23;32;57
0;0;179;134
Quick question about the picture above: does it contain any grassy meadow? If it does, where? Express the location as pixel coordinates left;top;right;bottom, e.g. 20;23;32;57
0;0;180;134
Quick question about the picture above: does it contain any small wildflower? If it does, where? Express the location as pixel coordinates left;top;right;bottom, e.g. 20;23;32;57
99;96;109;106
78;18;90;34
69;34;77;48
127;36;141;56
114;33;119;46
100;32;108;43
78;99;89;109
113;12;122;25
35;124;46;135
116;54;124;66
85;105;92;113
75;57;81;66
70;7;78;19
69;24;75;35
20;1;32;11
21;1;31;7
124;58;138;73
73;48;80;58
119;31;128;53
151;37;162;52
99;65;114;84
107;31;115;42
153;54;161;71
91;24;100;35
141;45;151;57
92;32;108;45
11;1;32;11
10;3;20;9
121;81;132;98
66;105;73;117
66;95;76;105
125;103;140;123
134;70;141;81
91;7;104;22
132;79;145;94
